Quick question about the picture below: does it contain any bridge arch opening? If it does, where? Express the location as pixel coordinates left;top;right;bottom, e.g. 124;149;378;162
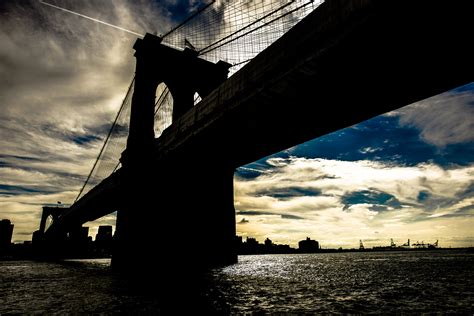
152;83;204;138
154;82;174;138
44;215;53;231
193;92;202;105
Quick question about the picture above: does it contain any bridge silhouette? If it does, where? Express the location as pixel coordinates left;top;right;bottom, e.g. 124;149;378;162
36;0;473;272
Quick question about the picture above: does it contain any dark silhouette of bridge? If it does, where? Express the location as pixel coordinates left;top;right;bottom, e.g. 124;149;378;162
37;0;474;273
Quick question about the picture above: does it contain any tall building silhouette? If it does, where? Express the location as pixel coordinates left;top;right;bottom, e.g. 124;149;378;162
69;226;89;243
94;225;113;256
0;219;14;248
298;237;319;253
95;226;113;242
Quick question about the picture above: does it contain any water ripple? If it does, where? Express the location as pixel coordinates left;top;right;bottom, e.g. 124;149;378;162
0;251;473;313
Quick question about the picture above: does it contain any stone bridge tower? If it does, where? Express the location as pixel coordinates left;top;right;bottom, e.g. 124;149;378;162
114;34;236;273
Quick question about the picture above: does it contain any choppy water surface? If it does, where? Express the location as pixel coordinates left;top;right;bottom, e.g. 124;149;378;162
1;251;473;313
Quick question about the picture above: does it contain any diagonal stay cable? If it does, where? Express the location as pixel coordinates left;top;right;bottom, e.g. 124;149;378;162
154;88;171;116
199;0;314;56
162;0;216;39
75;77;135;202
108;86;172;175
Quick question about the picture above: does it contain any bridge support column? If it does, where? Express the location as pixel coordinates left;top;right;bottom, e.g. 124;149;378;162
162;160;237;267
33;206;69;256
113;158;237;274
113;33;235;275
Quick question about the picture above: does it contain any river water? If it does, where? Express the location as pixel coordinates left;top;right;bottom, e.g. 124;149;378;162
1;250;473;314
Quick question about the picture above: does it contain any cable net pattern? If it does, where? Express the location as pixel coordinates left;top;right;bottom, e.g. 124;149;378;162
163;0;321;74
75;0;322;201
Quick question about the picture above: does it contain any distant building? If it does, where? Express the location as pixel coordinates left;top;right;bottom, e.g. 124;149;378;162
235;235;296;255
95;226;113;242
264;238;273;247
94;226;113;257
243;237;259;254
69;226;89;243
235;236;243;244
246;237;258;246
298;237;319;253
0;219;14;248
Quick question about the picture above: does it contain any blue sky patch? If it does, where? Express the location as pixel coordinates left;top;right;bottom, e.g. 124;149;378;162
70;134;101;145
417;190;431;202
287;115;439;165
341;189;402;211
0;184;45;196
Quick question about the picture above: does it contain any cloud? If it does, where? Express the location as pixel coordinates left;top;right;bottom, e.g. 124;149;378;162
239;217;249;224
341;189;402;211
359;147;382;154
254;186;322;199
237;210;305;220
0;0;173;241
235;166;267;180
457;181;474;199
0;184;50;196
235;157;474;248
281;214;305;220
397;83;474;147
285;101;474;167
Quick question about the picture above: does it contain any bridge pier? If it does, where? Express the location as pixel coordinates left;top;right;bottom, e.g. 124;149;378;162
32;206;67;254
113;34;235;274
113;158;237;273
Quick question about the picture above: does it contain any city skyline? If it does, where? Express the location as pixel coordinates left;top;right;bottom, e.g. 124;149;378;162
0;0;473;248
0;214;451;251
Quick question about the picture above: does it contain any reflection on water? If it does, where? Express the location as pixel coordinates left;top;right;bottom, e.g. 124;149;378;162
0;251;473;313
212;251;474;313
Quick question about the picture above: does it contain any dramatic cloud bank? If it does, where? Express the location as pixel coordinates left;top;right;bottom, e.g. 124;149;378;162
235;157;474;248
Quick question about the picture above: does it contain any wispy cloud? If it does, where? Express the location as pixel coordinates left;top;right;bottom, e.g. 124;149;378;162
0;0;173;241
237;210;305;220
397;83;474;147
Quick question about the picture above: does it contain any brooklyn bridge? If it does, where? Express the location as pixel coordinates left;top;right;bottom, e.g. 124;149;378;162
34;0;474;273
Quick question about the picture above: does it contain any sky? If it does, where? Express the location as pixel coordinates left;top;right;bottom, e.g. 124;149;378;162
0;0;473;248
234;87;474;248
